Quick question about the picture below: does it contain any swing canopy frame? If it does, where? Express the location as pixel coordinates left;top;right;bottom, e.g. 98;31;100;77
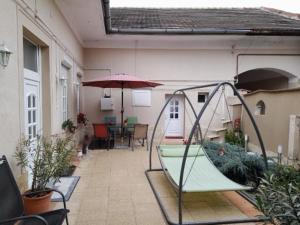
145;82;270;225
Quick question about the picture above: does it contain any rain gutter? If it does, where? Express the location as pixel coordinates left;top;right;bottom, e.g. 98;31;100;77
101;0;300;36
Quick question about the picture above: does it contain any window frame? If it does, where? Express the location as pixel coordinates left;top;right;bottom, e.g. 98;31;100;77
255;100;266;116
60;64;69;123
198;92;209;103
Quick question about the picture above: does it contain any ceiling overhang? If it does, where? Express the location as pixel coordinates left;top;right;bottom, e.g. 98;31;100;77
54;0;106;45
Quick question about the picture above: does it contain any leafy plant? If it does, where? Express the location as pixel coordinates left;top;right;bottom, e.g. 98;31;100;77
14;135;75;195
62;119;76;133
203;141;266;187
255;165;300;224
224;129;245;147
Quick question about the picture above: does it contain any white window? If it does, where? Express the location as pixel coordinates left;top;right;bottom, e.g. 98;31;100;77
255;100;266;115
75;74;81;114
198;92;209;103
132;90;151;107
60;65;69;122
169;99;179;119
23;38;38;72
26;94;38;139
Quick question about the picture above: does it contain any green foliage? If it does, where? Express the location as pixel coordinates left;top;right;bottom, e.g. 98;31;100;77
224;129;245;147
203;141;266;187
62;119;76;133
15;135;75;193
255;165;300;224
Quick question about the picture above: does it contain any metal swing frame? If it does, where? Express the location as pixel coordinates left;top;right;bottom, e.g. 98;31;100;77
145;82;270;225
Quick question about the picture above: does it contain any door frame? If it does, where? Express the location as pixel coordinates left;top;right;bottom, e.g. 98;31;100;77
23;37;43;136
164;94;185;138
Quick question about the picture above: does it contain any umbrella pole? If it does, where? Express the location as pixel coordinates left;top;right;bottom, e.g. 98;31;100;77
121;85;124;138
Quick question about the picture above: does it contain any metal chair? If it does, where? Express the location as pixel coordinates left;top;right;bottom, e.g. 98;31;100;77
125;116;138;135
92;123;112;150
103;115;119;137
103;115;117;125
0;155;69;225
129;124;149;151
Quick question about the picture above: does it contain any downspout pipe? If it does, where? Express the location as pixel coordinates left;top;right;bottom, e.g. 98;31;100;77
101;0;300;36
102;0;111;34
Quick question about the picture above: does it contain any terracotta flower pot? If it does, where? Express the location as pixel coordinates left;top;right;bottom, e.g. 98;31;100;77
23;189;53;215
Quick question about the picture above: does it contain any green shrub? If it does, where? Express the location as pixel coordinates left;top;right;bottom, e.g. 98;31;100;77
62;119;76;133
255;165;300;225
203;141;266;187
224;129;245;147
15;135;75;193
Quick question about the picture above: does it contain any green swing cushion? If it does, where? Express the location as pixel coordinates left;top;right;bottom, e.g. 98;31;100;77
158;145;251;192
159;145;205;157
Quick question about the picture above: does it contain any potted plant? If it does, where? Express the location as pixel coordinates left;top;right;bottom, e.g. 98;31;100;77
14;135;74;214
62;119;76;133
77;113;90;154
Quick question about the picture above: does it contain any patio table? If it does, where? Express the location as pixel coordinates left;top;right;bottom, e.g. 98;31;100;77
107;123;134;148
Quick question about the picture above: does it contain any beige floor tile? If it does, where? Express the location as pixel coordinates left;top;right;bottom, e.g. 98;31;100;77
109;187;131;201
66;148;262;225
135;212;166;225
107;211;136;225
107;199;135;214
76;219;106;225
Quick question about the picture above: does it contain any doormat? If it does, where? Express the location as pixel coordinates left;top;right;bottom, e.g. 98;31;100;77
50;176;80;202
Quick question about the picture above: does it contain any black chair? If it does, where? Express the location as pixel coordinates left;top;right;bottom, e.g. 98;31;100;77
0;155;69;225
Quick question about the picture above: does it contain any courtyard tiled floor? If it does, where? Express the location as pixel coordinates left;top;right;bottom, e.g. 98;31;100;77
55;146;263;225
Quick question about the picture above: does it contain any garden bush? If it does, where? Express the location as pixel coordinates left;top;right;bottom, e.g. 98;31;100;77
224;129;245;147
255;165;300;225
203;141;266;187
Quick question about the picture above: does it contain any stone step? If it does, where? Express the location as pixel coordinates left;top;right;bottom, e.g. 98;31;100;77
206;134;220;140
221;120;232;124
212;127;227;133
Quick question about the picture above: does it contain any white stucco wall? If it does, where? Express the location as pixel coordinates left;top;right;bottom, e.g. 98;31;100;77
83;45;300;143
0;0;83;173
238;55;300;86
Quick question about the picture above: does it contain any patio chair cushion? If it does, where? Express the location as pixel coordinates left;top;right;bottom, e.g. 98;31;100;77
133;124;148;139
127;116;137;125
103;116;116;124
125;117;138;134
93;124;109;138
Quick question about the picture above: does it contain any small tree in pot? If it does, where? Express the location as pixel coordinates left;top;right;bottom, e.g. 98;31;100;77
15;134;75;214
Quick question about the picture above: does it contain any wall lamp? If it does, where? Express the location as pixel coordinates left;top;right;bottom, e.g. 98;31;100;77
0;43;12;68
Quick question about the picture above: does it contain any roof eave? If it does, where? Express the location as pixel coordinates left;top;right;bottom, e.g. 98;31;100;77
102;0;300;36
109;27;300;36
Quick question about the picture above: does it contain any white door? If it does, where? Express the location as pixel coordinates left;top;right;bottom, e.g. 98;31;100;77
24;78;41;140
23;38;41;187
165;95;184;137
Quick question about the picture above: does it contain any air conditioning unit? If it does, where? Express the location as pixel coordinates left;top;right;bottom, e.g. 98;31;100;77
100;97;114;111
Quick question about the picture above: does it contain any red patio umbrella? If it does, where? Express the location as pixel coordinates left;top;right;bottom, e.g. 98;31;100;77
82;73;162;131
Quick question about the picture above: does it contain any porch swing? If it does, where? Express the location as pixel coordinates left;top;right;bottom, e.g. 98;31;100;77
145;82;270;225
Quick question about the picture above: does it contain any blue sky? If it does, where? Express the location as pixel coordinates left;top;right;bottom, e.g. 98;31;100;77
111;0;300;13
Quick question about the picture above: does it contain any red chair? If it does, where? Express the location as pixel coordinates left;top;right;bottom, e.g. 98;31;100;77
92;123;112;150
